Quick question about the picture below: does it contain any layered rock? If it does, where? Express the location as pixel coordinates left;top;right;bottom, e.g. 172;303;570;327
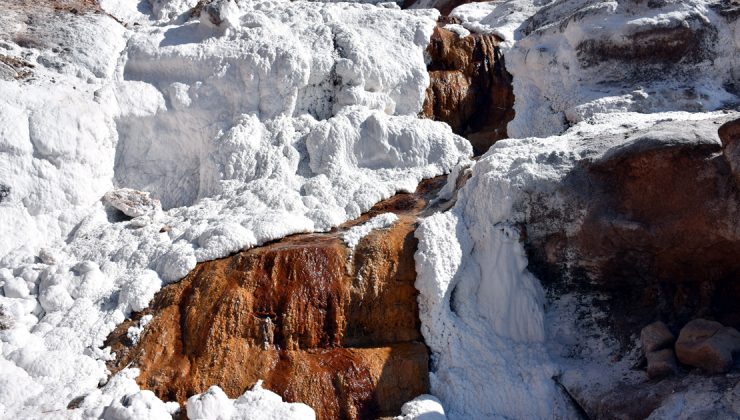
106;178;447;419
422;25;515;155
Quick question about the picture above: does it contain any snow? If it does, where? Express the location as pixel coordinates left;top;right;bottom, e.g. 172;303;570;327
0;0;469;417
394;394;446;420
342;212;398;249
187;382;314;420
126;314;153;346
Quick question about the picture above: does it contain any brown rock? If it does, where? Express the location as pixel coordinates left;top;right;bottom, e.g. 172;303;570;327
675;319;740;374
646;349;677;379
641;321;674;353
422;26;514;155
719;118;740;186
106;178;446;419
524;119;740;342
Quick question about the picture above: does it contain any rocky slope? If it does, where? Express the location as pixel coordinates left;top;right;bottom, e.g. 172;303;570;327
105;178;446;419
0;0;739;419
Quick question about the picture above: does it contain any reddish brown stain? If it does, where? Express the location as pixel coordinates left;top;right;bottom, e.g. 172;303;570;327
106;179;444;419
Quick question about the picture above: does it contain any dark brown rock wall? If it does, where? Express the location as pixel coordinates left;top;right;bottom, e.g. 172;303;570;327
422;26;515;155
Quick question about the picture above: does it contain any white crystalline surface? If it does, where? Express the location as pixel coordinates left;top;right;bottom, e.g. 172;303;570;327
450;0;739;138
394;394;446;420
414;111;734;419
0;0;470;418
186;382;314;420
412;0;740;418
342;212;399;249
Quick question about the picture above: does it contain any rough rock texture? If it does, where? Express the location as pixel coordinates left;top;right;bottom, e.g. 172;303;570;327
103;188;162;218
576;373;740;419
526;116;740;341
720;118;740;186
641;321;675;353
106;178;447;419
675;318;740;374
422;25;514;155
646;349;677;379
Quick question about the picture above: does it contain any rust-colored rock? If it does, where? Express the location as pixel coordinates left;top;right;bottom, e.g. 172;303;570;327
640;321;674;354
422;26;515;155
106;178;447;419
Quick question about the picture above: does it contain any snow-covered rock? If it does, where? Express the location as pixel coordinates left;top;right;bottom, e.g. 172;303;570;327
448;0;740;138
415;111;740;418
0;0;470;417
103;188;162;218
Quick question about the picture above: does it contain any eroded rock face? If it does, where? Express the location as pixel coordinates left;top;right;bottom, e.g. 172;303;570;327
422;25;515;155
526;117;740;340
106;179;446;419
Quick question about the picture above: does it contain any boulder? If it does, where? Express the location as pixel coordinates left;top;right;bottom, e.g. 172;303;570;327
675;319;740;374
641;321;674;353
103;188;162;218
646;349;677;379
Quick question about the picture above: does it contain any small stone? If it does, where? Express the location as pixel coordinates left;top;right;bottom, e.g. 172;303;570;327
675;318;740;374
641;321;675;353
103;188;161;218
646;349;677;379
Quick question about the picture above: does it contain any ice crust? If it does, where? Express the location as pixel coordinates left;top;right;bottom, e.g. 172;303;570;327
0;0;469;417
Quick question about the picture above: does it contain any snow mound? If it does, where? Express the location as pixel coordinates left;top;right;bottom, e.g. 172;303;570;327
395;394;446;420
187;382;314;420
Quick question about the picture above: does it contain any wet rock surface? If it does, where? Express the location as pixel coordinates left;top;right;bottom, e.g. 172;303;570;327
106;178;448;419
422;25;515;155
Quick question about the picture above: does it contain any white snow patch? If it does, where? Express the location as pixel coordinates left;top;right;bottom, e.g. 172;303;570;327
187;382;315;420
395;394;446;420
126;314;154;345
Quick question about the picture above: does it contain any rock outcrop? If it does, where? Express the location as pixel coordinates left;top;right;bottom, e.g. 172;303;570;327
422;25;515;155
525;116;740;339
106;178;447;419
